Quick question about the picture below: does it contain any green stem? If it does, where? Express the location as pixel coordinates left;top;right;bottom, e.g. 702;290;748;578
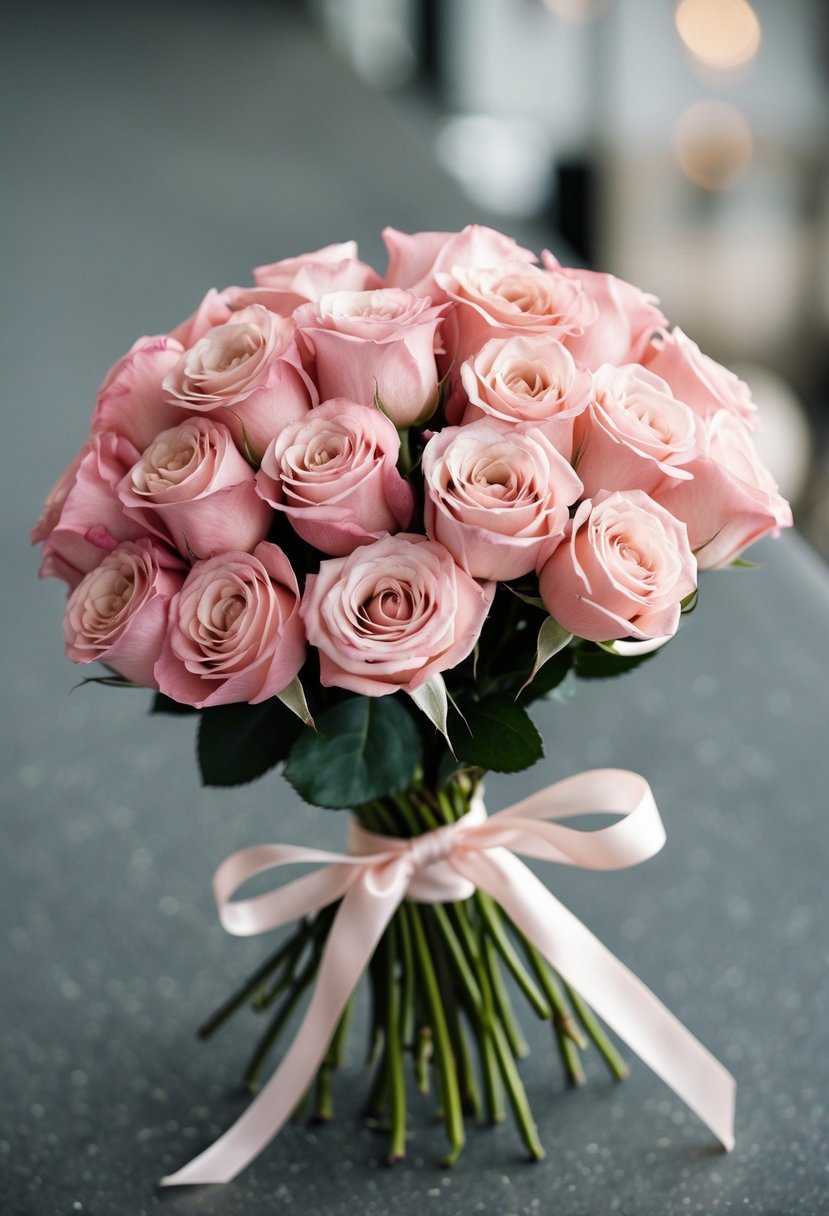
522;941;587;1049
483;937;529;1059
475;892;551;1019
449;900;505;1123
243;946;320;1092
565;982;628;1081
197;930;303;1039
490;1018;546;1161
385;918;407;1162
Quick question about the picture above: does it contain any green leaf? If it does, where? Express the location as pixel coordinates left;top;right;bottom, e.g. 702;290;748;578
453;695;543;773
517;616;573;698
284;695;422;809
198;699;303;787
573;644;660;681
150;692;199;715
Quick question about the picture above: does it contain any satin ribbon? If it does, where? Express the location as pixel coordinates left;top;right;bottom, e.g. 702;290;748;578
161;768;735;1186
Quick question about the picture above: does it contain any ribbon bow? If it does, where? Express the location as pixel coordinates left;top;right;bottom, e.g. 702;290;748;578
162;768;735;1186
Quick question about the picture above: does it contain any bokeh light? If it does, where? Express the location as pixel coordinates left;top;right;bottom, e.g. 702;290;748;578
675;0;761;70
673;99;753;189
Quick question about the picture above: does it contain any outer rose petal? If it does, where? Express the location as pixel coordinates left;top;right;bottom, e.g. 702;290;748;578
381;224;536;299
92;336;186;450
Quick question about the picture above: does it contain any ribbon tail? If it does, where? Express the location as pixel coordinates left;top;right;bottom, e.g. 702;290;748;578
464;849;736;1152
160;868;406;1186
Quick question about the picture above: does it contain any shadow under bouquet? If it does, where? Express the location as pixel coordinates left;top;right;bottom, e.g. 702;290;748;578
33;224;792;1183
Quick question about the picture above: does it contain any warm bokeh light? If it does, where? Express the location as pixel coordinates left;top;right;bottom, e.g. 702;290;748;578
675;0;761;69
540;0;613;25
673;100;753;189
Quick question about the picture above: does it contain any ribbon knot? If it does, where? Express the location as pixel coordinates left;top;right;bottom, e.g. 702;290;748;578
162;769;735;1187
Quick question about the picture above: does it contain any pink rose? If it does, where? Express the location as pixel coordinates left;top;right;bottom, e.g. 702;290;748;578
118;418;271;559
382;223;536;299
643;327;758;429
227;241;381;315
35;433;146;589
295;288;444;428
63;539;183;687
91;335;186;451
435;261;598;368
301;533;495;696
574;364;698;498
541;254;668;371
162;304;314;455
168;288;235;348
654;410;792;569
422;420;582;581
155;541;305;708
538;490;697;642
458;334;591;456
255;398;414;556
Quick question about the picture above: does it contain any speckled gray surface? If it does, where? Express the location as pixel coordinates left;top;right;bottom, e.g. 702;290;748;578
2;3;828;1214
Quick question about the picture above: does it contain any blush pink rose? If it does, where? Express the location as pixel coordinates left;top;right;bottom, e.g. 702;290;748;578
162;304;314;455
118;418;271;559
653;410;792;569
301;533;495;696
34;433;146;589
155;541;305;708
538;490;697;642
226;241;381;315
422;420;582;582
458;334;591;457
642;327;758;429
574;364;698;498
294;288;444;428
63;539;184;687
91;335;186;451
169;288;235;348
541;253;668;371
381;223;536;299
255;398;414;556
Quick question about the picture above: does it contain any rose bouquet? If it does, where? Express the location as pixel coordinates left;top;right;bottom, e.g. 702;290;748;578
34;225;791;1183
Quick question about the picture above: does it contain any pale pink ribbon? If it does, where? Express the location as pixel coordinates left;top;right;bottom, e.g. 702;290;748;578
161;768;735;1186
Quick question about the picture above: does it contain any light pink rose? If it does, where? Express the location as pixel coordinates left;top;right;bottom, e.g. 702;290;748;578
542;253;668;371
538;490;697;642
35;433;146;589
225;241;381;315
458;334;591;457
382;224;536;299
574;364;698;498
653;410;792;569
642;327;758;429
63;539;184;687
294;288;444;428
435;261;598;369
255;398;414;556
155;541;305;708
169;288;236;347
162;304;314;455
301;533;495;696
422;420;582;581
91;335;186;451
118;418;271;559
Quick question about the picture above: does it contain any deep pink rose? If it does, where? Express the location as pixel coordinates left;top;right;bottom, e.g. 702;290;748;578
654;410;792;569
34;433;146;589
162;304;314;455
91;335;186;451
301;533;495;696
458;334;591;457
643;327;758;429
542;254;668;371
118;418;271;559
381;224;536;299
295;288;444;428
226;242;381;315
63;539;183;687
255;398;414;556
155;542;305;708
538;490;697;642
574;364;698;498
422;420;582;581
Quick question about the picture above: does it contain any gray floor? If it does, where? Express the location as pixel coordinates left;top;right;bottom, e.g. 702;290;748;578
2;3;828;1214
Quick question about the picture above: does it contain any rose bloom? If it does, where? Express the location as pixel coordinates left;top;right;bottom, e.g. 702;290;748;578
574;364;698;499
255;398;414;556
63;539;184;687
381;223;536;300
458;334;591;456
118;417;271;559
91;335;186;451
294;288;444;428
654;410;792;569
301;533;495;696
643;327;758;429
34;433;146;589
155;541;305;708
162;303;314;455
169;288;235;348
538;490;697;642
422;420;582;582
227;241;381;315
